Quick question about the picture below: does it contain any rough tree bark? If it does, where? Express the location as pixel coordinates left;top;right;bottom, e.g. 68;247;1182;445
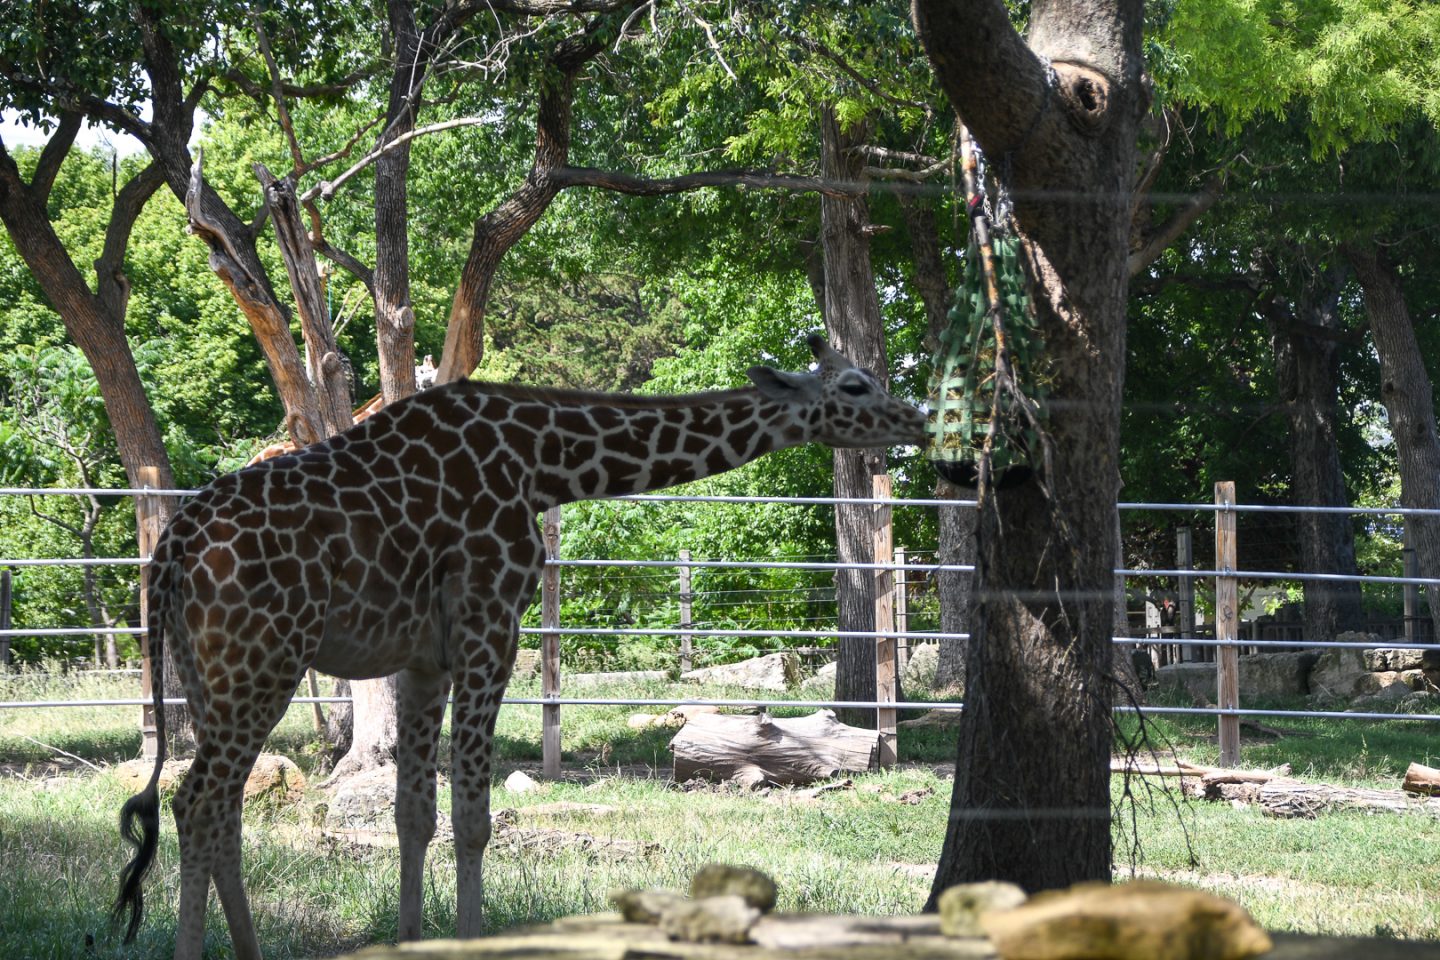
814;105;892;728
1263;260;1364;643
912;0;1148;897
1347;246;1440;655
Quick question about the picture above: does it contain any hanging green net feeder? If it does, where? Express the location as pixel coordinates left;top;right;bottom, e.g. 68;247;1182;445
926;226;1048;489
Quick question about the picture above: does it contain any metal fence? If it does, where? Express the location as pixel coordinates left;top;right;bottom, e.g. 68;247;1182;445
3;484;1440;772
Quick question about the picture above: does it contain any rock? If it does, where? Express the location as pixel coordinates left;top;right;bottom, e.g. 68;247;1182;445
1157;652;1314;701
610;889;688;924
114;758;192;795
1399;669;1432;691
1365;647;1424;672
1237;651;1316;699
937;881;1027;937
1355;671;1411;699
903;643;940;690
980;880;1272;960
627;704;721;730
244;754;307;805
689;864;778;913
512;649;541;678
898;710;964;728
325;766;400;832
503;770;543;794
682;652;799;691
1308;645;1375;700
658;895;760;944
115;753;306;806
798;661;837;695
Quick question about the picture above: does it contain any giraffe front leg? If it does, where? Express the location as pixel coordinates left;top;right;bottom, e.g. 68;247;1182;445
448;622;516;940
395;667;452;941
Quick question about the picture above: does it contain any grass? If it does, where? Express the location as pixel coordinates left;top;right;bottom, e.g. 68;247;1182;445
2;665;1440;957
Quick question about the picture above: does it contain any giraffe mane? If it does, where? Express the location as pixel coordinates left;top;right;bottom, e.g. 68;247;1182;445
456;380;761;410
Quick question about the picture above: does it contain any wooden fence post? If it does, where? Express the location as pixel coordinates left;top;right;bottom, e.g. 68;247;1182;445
873;475;896;768
542;506;562;779
135;466;164;761
678;549;693;674
1215;482;1240;767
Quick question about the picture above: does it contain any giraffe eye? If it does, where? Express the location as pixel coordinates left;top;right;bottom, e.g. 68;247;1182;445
839;381;869;396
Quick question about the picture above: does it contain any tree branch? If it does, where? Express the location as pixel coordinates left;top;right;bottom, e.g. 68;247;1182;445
549;165;860;198
31;112;82;202
1128;171;1226;276
95;163;166;320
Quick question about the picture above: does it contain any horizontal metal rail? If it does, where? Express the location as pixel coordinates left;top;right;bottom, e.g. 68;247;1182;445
6;486;1440;518
6;628;1436;651
5;696;1438;724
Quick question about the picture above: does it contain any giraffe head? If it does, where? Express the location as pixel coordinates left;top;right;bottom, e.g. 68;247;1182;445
746;335;927;449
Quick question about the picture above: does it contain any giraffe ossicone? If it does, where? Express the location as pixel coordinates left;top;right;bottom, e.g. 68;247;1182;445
114;335;925;960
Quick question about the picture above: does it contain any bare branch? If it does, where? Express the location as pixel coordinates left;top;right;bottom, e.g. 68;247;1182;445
302;116;497;203
251;12;307;172
677;0;736;80
549;165;861;198
784;30;931;115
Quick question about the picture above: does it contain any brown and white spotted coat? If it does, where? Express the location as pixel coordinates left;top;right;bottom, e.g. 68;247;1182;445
115;336;926;960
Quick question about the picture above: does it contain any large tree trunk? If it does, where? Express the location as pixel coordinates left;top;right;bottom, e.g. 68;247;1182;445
1347;246;1440;654
913;0;1147;897
1265;261;1364;643
815;105;892;728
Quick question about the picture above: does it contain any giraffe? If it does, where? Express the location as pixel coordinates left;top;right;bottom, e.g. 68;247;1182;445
114;335;927;960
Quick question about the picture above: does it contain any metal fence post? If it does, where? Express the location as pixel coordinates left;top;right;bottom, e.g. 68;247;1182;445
135;466;165;761
0;568;11;667
1177;526;1196;661
1215;481;1241;766
894;547;909;677
678;549;693;674
872;475;896;767
1404;523;1419;645
542;506;562;778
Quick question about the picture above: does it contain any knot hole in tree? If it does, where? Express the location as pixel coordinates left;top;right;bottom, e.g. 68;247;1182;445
1052;62;1111;136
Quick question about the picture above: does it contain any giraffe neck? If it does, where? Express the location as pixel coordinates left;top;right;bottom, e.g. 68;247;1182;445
474;384;810;507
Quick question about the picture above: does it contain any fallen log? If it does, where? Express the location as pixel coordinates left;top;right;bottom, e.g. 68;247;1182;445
1402;762;1440;797
670;710;877;788
1109;759;1292;785
1257;781;1440;819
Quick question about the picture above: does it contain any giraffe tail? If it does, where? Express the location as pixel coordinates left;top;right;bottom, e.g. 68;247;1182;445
112;586;168;945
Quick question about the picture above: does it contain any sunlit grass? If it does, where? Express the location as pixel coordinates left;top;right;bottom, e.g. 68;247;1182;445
3;664;1440;957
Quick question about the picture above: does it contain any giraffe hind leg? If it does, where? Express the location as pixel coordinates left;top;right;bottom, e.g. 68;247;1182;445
171;680;299;960
395;667;452;941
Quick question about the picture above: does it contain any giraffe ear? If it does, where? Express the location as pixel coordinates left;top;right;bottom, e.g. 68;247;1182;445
747;366;821;403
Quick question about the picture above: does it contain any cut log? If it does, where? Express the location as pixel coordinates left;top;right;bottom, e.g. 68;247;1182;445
669;710;878;788
1257;781;1440;819
1402;762;1440;797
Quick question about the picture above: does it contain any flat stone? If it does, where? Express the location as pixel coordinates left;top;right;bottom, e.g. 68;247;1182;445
689;864;778;913
658;895;760;944
981;880;1272;960
937;881;1027;937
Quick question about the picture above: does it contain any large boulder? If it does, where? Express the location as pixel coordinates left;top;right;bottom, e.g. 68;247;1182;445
1365;647;1426;672
682;652;799;691
1308;643;1375;700
902;642;940;690
114;752;306;806
1156;652;1314;702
